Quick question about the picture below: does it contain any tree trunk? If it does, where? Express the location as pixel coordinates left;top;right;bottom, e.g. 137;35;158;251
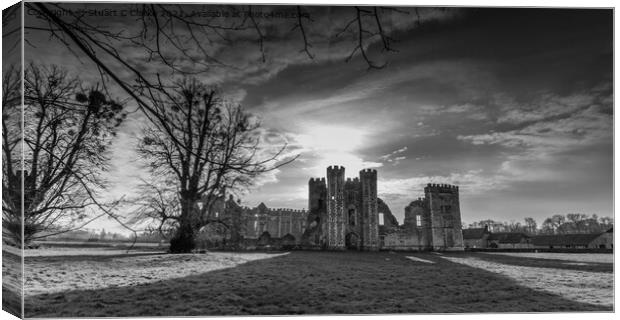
169;199;197;253
170;220;195;253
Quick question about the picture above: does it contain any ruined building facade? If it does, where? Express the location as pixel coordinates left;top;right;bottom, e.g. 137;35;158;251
211;166;464;251
242;203;307;240
198;196;308;249
304;166;381;250
383;183;464;251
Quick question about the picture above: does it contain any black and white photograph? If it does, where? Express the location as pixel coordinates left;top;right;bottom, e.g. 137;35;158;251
1;1;615;318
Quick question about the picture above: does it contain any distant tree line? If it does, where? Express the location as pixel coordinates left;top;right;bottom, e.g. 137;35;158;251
465;213;613;235
36;228;175;243
134;230;173;243
39;228;129;242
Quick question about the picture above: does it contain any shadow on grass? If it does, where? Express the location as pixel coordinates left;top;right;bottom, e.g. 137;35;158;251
2;250;22;318
464;252;613;273
25;251;611;317
2;286;21;318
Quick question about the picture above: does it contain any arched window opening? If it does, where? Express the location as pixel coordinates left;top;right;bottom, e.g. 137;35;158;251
349;209;355;226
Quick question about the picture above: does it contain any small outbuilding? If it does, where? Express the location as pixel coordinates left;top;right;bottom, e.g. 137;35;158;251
462;226;491;249
531;230;613;249
487;232;532;249
589;228;613;249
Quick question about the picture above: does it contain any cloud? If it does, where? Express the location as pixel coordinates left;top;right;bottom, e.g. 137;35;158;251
418;103;487;120
459;93;612;152
25;6;613;230
378;169;505;197
380;146;408;165
495;92;599;125
251;58;498;140
458;87;612;183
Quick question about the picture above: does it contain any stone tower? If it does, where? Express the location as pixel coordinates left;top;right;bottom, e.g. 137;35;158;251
305;177;327;246
424;183;464;251
343;177;361;249
326;166;346;249
359;169;379;250
304;166;382;251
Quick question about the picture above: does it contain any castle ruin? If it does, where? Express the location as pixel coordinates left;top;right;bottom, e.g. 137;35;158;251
382;183;464;251
303;166;381;250
209;166;464;251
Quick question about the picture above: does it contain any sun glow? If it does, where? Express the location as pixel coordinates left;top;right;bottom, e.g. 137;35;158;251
294;124;382;176
296;125;365;152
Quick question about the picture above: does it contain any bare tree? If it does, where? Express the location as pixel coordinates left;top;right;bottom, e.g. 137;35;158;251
22;3;421;249
523;217;537;235
2;64;127;245
126;178;180;236
134;78;292;253
539;213;612;235
2;65;23;245
25;4;409;75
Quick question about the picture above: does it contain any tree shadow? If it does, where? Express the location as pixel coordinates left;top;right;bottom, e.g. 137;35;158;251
24;251;611;317
2;250;22;318
2;286;21;317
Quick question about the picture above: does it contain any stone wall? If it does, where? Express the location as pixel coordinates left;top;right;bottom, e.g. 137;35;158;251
425;184;464;251
242;204;307;242
381;229;431;251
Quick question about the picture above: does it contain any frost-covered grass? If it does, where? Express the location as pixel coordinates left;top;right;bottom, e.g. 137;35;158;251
482;252;613;263
441;253;613;307
406;256;435;264
2;249;22;317
23;249;610;317
24;247;286;296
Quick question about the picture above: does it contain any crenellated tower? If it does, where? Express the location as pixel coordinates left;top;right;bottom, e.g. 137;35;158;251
326;166;346;249
343;177;361;249
424;183;464;251
359;169;379;250
303;166;388;251
305;177;327;246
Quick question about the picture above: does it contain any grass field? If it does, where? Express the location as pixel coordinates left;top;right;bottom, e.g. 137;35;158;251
13;247;612;317
2;249;22;318
442;252;613;307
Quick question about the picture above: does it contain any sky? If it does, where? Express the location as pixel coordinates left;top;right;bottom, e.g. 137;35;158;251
23;5;613;232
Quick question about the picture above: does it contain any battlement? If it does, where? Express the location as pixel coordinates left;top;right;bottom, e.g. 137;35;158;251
262;207;309;215
269;208;307;212
309;177;326;184
327;165;345;172
345;177;360;183
359;168;377;174
424;183;459;193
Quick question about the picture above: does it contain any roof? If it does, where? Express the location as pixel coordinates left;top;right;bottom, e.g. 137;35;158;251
462;228;489;240
530;233;603;246
487;232;530;243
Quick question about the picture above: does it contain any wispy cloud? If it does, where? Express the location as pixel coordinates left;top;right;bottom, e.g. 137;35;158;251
380;146;408;165
458;86;612;184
